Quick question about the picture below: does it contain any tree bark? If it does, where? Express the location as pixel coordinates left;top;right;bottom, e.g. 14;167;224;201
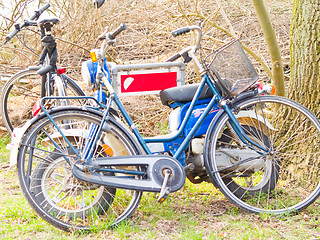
289;0;320;115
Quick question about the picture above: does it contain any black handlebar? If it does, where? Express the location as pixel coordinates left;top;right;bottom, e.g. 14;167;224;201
4;3;50;44
5;28;20;43
108;23;127;40
172;27;191;37
30;3;50;21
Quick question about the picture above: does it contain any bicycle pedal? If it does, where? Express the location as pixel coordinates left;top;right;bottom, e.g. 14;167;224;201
157;187;170;203
157;169;171;203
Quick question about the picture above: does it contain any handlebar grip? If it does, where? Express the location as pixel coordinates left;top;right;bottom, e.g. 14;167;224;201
37;65;53;76
165;53;181;62
108;23;127;40
172;27;191;37
4;28;19;43
4;4;50;44
30;3;50;20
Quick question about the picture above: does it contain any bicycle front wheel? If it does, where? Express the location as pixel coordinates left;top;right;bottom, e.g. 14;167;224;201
0;68;84;135
17;108;142;231
205;95;320;214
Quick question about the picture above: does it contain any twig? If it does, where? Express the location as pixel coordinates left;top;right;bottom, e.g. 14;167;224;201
215;0;236;37
176;0;192;25
95;6;103;32
188;12;272;78
1;45;39;57
0;126;7;131
269;225;287;239
55;37;90;53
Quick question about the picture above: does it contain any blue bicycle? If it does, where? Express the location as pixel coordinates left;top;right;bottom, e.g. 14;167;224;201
14;24;320;231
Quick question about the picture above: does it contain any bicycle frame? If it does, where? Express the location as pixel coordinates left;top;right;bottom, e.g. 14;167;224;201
98;73;268;165
40;26;270;172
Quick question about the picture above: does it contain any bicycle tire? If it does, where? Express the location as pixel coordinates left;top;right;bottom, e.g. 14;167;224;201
0;68;85;135
204;95;320;214
17;108;142;231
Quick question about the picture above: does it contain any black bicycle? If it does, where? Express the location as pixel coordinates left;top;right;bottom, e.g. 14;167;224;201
0;4;84;135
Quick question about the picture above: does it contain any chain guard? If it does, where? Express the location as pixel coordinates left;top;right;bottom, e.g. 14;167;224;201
72;155;185;193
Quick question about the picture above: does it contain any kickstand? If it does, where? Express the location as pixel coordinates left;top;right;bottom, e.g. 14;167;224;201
157;169;171;203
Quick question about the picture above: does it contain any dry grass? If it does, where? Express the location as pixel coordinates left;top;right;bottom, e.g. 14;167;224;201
0;0;292;134
0;0;292;72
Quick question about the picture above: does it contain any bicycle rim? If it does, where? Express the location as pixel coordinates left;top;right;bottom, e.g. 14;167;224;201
0;69;84;135
17;109;142;231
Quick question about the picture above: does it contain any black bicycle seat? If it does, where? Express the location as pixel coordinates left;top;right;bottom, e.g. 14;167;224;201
38;18;60;25
160;84;214;107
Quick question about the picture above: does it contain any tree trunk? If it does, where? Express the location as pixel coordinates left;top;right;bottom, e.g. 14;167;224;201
289;0;320;115
252;0;285;96
289;0;320;181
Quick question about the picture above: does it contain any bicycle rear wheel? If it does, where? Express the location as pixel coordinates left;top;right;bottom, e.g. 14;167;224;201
17;108;142;231
0;68;84;135
205;95;320;214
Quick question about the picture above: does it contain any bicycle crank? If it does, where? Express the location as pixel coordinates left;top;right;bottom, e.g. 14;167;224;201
72;155;185;194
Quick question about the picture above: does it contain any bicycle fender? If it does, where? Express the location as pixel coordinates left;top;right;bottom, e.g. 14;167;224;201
8;119;33;167
8;106;143;167
27;65;41;71
235;110;277;134
8;108;73;167
201;93;258;138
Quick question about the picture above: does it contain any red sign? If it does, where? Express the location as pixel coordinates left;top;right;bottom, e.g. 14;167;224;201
120;72;178;93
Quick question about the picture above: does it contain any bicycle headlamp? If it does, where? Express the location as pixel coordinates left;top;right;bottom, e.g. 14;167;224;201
81;58;111;87
81;60;93;85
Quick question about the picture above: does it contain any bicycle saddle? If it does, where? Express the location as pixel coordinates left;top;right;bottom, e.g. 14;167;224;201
38;18;60;25
160;84;214;107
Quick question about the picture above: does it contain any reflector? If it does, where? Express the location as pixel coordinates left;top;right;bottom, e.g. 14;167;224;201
57;68;66;75
32;100;41;117
90;51;98;62
102;144;114;157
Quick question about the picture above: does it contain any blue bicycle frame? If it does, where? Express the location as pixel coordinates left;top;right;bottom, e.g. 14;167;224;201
74;71;269;169
40;25;270;171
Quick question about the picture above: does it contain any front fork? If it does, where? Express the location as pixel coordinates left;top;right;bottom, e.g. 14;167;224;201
81;90;113;164
220;99;269;154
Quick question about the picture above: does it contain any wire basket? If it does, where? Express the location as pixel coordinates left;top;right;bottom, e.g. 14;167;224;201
204;39;259;97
